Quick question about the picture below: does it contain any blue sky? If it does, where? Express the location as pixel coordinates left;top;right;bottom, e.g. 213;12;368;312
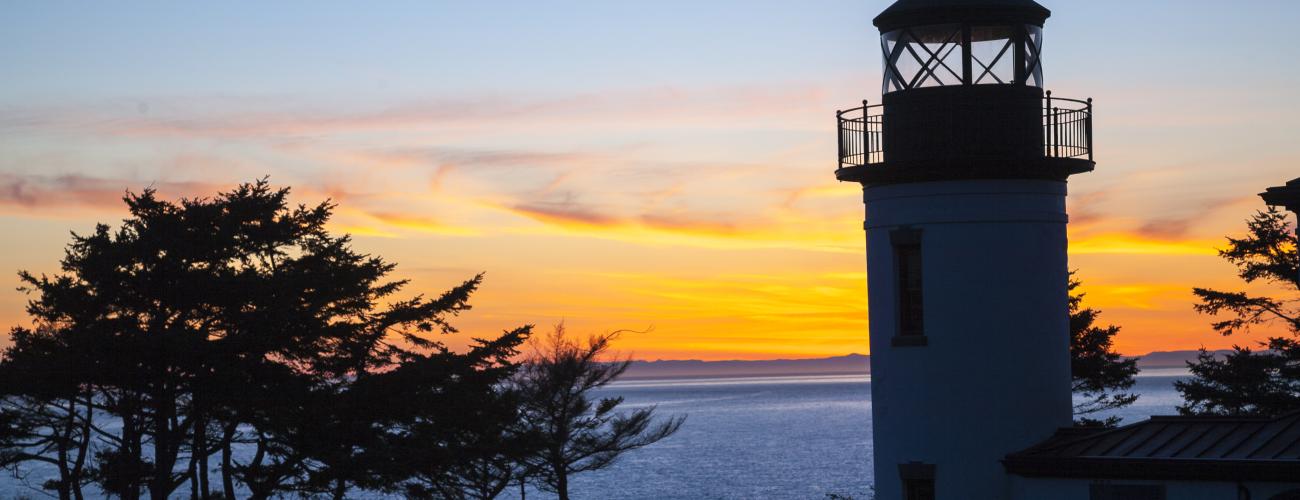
7;1;1295;99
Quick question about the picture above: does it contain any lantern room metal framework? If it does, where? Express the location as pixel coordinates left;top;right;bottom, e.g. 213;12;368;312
880;17;1043;92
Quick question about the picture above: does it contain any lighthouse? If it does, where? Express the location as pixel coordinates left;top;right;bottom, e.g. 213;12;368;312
836;0;1094;498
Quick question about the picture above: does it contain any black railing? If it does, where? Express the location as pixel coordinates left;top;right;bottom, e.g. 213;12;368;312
837;100;885;169
1044;91;1093;161
836;92;1093;169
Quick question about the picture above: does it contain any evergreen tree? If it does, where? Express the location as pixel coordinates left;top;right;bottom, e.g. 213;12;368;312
1;180;531;499
389;328;539;500
1177;207;1300;416
514;324;684;500
1069;275;1140;427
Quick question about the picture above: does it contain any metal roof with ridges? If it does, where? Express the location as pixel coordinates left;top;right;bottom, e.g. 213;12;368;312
1004;412;1300;482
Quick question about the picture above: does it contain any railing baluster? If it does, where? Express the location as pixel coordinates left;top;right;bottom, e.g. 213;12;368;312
1045;106;1055;157
1064;112;1069;157
1068;112;1074;157
1045;91;1053;157
1065;112;1071;157
862;100;870;166
1087;98;1094;162
836;111;843;168
1073;112;1079;157
1077;112;1083;157
1074;113;1079;157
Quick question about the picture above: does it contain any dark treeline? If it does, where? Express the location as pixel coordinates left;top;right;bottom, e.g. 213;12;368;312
1177;207;1300;416
1068;273;1140;428
0;181;681;500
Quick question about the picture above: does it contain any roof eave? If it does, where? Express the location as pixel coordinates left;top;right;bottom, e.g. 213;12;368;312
1260;179;1300;211
873;6;1051;31
1004;456;1300;483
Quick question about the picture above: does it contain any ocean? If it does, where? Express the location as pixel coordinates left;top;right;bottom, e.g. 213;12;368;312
0;370;1189;499
558;369;1190;500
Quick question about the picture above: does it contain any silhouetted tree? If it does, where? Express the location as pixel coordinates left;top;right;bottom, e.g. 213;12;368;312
390;328;540;500
4;180;533;499
0;326;94;500
514;324;684;500
1177;207;1300;416
1069;274;1140;427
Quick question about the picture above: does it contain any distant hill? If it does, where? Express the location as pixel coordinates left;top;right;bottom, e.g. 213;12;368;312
619;350;1226;380
1135;349;1232;369
622;354;870;380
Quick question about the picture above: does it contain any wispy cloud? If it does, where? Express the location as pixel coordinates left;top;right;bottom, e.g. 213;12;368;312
1;84;834;141
359;210;480;236
0;173;222;213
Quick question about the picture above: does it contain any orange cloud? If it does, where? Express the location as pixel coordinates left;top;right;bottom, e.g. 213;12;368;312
1069;232;1220;256
362;211;480;236
501;200;862;253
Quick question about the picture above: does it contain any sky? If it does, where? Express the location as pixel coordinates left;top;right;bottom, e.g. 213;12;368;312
1;0;1298;360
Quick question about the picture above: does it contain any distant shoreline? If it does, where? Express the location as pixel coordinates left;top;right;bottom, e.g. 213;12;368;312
621;350;1221;381
619;369;870;382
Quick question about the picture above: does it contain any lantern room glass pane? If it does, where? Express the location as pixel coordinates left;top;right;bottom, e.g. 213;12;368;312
1023;25;1044;87
881;24;963;94
970;25;1015;85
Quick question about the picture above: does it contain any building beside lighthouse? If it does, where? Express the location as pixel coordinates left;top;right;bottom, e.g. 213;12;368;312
835;1;1300;499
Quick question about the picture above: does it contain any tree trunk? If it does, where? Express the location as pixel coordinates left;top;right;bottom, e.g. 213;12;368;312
122;409;143;500
243;434;270;499
55;479;71;500
189;455;199;499
554;465;568;500
333;478;348;500
54;456;72;500
56;401;73;500
150;395;177;500
71;391;93;500
194;415;209;500
220;423;237;499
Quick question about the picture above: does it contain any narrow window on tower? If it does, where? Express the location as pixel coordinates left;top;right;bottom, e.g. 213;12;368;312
899;463;936;500
891;228;925;344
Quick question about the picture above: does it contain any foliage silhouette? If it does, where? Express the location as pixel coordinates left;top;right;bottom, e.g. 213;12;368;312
0;325;94;500
1178;207;1300;416
1069;274;1140;427
514;323;685;500
0;180;536;499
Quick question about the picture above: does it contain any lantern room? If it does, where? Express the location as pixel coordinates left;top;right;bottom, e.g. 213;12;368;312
835;0;1094;186
877;0;1048;92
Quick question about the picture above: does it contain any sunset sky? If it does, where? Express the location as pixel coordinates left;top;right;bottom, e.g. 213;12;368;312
2;0;1298;360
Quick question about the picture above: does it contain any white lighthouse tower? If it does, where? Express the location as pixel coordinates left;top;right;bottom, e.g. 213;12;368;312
835;0;1094;498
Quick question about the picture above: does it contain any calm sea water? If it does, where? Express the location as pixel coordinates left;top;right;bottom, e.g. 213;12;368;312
555;369;1189;500
0;370;1188;499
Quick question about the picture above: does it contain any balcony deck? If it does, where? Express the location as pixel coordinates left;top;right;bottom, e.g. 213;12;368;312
835;90;1094;184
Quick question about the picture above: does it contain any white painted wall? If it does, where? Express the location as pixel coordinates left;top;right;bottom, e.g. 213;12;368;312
864;179;1074;500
